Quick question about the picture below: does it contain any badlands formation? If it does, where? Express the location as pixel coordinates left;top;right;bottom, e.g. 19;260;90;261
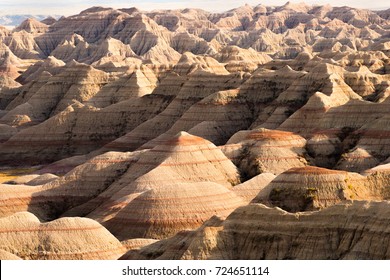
0;2;390;260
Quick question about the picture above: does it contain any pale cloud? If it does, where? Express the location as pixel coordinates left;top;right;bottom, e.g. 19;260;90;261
0;0;388;16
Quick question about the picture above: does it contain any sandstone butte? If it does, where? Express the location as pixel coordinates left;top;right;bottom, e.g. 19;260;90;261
0;1;390;260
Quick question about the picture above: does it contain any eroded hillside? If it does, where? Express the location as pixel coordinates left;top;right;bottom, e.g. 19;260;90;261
0;2;390;260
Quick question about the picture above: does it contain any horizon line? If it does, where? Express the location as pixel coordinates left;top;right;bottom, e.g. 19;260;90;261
0;1;389;17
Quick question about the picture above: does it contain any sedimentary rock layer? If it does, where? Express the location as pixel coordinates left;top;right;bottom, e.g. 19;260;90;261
0;212;125;259
133;201;390;260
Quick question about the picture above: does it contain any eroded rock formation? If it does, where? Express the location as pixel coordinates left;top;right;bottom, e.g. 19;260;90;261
0;2;389;260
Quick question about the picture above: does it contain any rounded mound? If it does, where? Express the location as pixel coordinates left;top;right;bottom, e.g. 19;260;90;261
103;182;244;240
0;212;125;260
255;166;366;212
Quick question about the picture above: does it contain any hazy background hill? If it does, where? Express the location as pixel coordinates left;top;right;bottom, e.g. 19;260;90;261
0;14;59;28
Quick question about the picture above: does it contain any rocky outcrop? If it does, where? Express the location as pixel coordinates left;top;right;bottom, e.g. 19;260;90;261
0;2;390;260
1;61;110;126
16;56;65;84
14;18;49;34
0;151;141;219
3;30;44;59
0;89;173;164
254;166;370;212
98;70;247;154
41;17;57;26
87;66;158;108
84;132;242;239
134;201;390;260
0;2;387;64
0;43;22;81
103;182;244;240
0;212;125;259
222;128;308;177
0;133;242;237
213;46;272;72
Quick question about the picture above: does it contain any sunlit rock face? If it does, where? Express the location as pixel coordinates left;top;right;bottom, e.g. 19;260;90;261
0;2;390;260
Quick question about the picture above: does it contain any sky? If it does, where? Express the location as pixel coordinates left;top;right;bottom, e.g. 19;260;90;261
0;0;388;16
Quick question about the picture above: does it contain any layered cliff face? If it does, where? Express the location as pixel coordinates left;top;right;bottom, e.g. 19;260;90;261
0;2;390;260
131;201;390;260
0;2;389;66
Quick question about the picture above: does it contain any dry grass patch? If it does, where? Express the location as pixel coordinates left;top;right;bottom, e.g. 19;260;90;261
0;168;38;183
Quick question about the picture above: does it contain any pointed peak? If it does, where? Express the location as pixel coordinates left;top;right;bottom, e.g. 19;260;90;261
279;65;294;72
22;18;40;24
41;16;57;25
14;17;48;34
176;131;191;137
355;65;373;74
128;68;147;80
